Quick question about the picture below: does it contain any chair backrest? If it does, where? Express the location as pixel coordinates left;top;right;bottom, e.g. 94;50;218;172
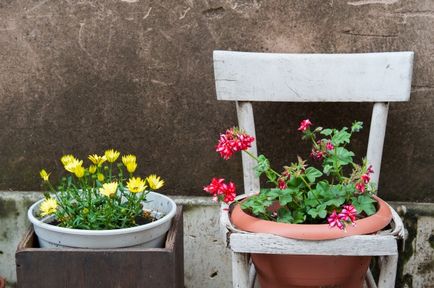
213;50;414;195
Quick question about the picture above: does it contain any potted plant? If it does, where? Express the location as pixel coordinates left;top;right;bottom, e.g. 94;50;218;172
204;120;392;288
27;149;177;249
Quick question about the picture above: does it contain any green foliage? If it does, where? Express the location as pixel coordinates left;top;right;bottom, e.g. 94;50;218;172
255;155;271;177
239;120;379;226
305;167;323;183
351;195;377;216
39;152;164;230
351;121;363;133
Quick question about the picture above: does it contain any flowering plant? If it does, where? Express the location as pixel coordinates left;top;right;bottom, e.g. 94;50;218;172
204;120;378;230
38;149;165;230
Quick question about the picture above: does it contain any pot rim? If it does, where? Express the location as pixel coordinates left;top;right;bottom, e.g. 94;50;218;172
230;194;392;240
28;191;177;236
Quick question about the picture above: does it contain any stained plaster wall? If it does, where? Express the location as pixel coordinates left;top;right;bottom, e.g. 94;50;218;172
0;0;433;201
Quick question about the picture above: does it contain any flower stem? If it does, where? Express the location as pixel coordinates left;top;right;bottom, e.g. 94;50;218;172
300;175;322;205
243;150;282;178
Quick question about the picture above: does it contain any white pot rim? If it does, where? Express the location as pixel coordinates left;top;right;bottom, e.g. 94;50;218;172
28;191;177;236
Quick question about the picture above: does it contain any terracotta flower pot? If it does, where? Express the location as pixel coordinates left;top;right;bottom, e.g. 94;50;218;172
230;195;392;288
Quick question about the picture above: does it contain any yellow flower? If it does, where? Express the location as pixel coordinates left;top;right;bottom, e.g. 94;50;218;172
74;165;85;178
104;149;120;163
88;154;107;166
39;169;50;182
61;154;76;166
64;159;83;173
122;154;137;173
127;177;147;193
88;165;97;174
99;182;118;197
40;198;58;217
97;173;105;182
147;174;164;190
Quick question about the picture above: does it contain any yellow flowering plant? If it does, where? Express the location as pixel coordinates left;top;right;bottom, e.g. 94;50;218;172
39;149;165;230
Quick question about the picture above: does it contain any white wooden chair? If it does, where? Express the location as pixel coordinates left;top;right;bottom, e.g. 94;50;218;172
213;50;414;288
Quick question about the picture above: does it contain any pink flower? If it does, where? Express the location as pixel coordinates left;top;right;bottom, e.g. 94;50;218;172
361;174;370;184
216;128;255;160
326;141;334;151
327;210;344;230
235;133;255;151
278;179;287;190
204;178;225;195
339;204;357;223
310;149;324;161
298;119;312;131
216;134;234;160
355;182;365;193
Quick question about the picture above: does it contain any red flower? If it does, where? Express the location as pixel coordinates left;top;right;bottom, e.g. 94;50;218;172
216;128;255;160
298;119;312;131
204;178;237;204
222;181;236;203
361;174;370;184
327;210;344;230
278;179;287;190
216;134;235;160
326;141;334;151
339;204;357;223
355;182;365;193
310;149;324;161
204;178;225;195
367;165;374;174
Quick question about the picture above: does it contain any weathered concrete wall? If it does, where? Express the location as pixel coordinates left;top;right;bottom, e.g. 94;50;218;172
0;1;433;201
1;192;433;288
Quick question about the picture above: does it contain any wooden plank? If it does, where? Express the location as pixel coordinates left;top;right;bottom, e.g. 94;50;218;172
236;101;260;195
367;102;389;189
16;206;183;288
214;50;413;102
229;233;397;256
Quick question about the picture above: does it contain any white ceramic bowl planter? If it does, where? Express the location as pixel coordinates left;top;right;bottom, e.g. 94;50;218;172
28;192;177;249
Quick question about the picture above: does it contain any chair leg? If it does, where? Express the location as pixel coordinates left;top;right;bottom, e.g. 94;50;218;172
365;268;377;288
232;252;250;288
378;255;398;288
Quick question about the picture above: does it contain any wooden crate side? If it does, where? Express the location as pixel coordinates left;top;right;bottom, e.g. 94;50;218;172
16;206;184;288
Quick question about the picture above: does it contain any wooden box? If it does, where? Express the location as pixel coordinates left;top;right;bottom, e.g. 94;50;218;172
16;206;183;288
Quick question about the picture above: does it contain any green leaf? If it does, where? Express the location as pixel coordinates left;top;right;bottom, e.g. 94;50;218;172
292;210;306;224
323;164;333;175
331;128;351;146
305;167;323;183
320;128;333;136
265;170;277;183
324;197;346;208
277;208;293;223
316;180;329;192
278;190;293;206
307;204;327;219
263;188;279;198
352;195;377;216
255;155;270;177
351;121;363;133
334;147;355;165
305;190;321;207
